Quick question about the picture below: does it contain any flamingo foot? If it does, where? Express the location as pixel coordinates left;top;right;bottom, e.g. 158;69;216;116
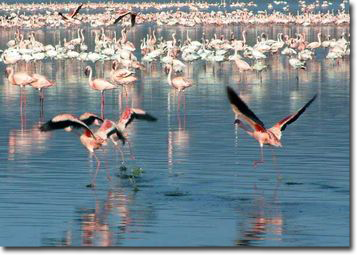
86;183;96;188
106;174;112;182
253;160;265;168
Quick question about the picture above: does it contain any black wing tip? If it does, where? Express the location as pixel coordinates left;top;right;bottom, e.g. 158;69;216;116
226;86;266;128
306;93;318;107
146;114;157;122
39;122;51;132
226;86;237;100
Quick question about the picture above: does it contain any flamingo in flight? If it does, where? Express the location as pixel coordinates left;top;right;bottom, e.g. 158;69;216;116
226;86;317;167
58;3;83;20
113;10;137;26
40;114;125;188
84;66;117;119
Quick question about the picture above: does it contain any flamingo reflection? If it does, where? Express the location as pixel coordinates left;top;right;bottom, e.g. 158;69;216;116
235;182;283;246
8;121;52;161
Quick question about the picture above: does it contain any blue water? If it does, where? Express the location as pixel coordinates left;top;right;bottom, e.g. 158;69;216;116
0;2;350;247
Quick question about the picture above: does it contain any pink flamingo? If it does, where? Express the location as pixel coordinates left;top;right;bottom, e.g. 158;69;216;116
113;10;137;26
227;86;317;167
40;114;125;187
167;64;192;111
5;66;37;124
30;73;55;118
306;32;322;50
58;3;83;20
84;66;117;120
110;61;137;107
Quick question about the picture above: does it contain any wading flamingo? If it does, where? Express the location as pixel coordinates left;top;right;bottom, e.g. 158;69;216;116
167;64;192;111
84;66;117;119
5;66;37;116
226;86;317;167
30;74;55;117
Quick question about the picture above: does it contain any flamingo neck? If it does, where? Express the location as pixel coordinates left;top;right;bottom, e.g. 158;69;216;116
167;66;173;86
7;68;14;83
87;68;93;87
80;29;84;43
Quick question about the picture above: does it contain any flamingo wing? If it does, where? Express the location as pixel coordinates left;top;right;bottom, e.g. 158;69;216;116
274;94;317;132
120;108;157;128
226;86;266;132
107;128;126;145
79;112;104;126
131;108;157;122
130;13;137;26
97;120;126;145
58;12;68;20
40;114;95;137
113;12;130;24
70;3;83;18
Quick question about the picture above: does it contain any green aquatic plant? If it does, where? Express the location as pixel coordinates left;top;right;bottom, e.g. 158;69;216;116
117;166;144;191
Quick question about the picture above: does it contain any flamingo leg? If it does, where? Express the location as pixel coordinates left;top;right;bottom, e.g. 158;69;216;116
20;88;25;130
124;86;129;107
183;93;186;128
127;140;136;160
116;145;126;164
101;91;105;120
119;90;122;113
177;91;181;112
88;152;101;188
104;156;112;182
296;70;299;85
253;146;265;168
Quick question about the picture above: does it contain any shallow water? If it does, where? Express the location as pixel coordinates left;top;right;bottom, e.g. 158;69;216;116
0;9;350;247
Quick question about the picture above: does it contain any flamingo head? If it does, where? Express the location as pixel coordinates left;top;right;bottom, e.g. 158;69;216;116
84;66;91;76
164;64;171;74
234;119;247;130
94;118;103;126
112;61;118;71
4;67;12;77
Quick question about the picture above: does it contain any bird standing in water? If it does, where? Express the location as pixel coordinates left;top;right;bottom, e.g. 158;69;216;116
226;86;317;167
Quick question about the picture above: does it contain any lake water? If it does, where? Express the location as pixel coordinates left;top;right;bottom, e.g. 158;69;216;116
0;4;350;247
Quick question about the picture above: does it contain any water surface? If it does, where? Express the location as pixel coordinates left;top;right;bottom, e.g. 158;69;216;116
0;8;350;247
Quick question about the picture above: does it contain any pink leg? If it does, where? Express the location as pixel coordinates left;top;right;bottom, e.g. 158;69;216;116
119;91;122;113
116;145;126;164
104;157;111;182
183;93;186;128
127;140;136;160
253;146;265;168
88;152;101;188
124;86;129;107
101;91;105;120
20;89;24;130
177;92;181;112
